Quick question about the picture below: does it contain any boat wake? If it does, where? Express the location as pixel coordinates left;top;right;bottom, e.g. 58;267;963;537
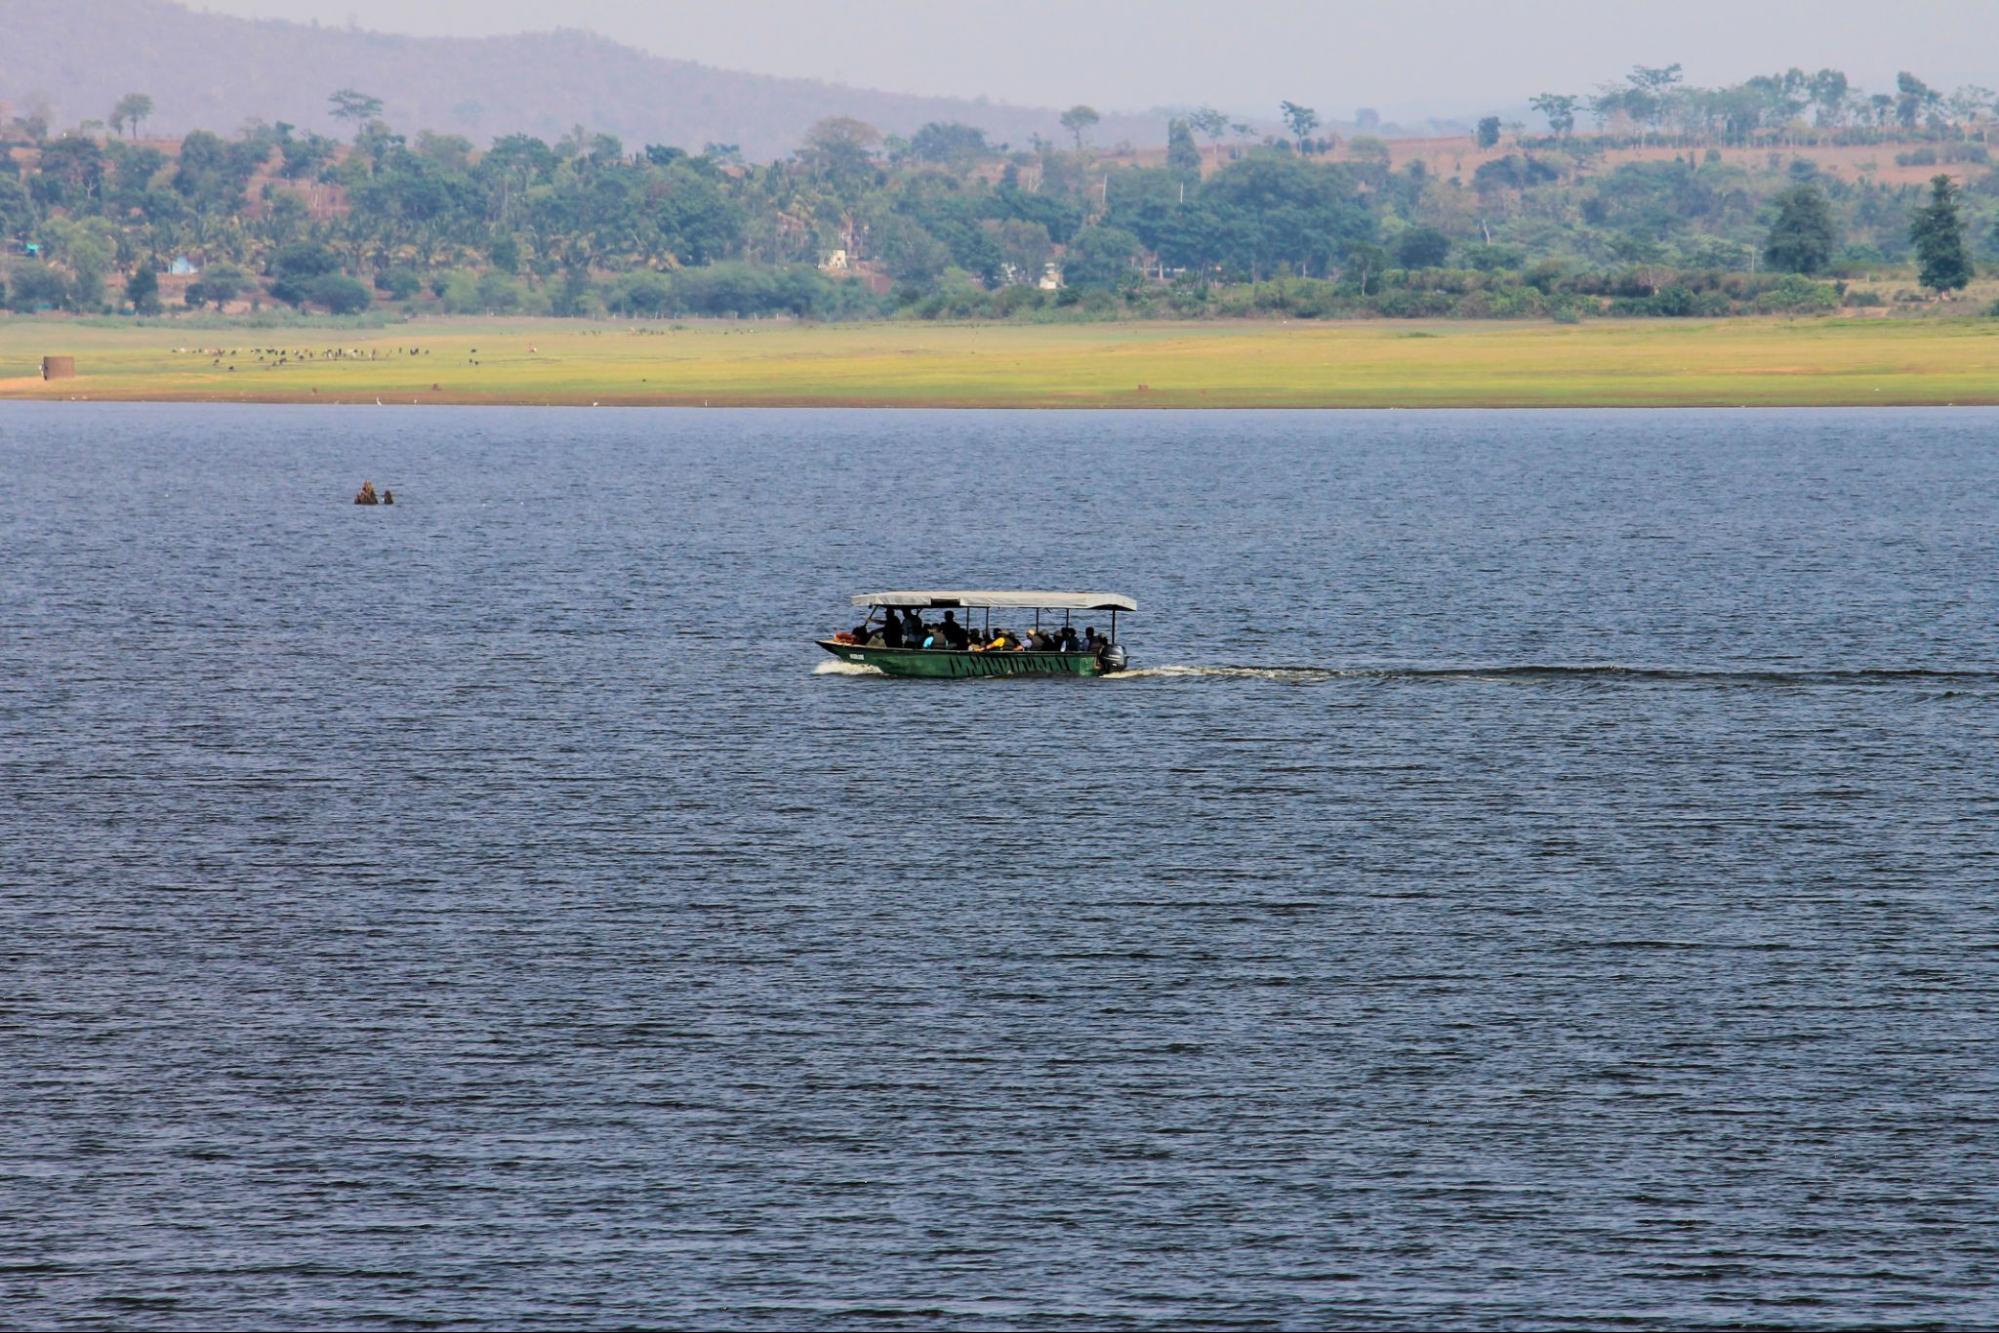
1108;663;1998;688
814;658;884;676
813;657;1992;689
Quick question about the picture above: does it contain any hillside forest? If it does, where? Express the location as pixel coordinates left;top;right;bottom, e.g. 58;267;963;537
1;65;1993;322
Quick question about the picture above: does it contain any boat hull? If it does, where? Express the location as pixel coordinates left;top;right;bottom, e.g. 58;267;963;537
817;640;1111;678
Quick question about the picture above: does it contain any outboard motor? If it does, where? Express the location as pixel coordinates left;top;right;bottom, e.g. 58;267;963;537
1100;643;1129;673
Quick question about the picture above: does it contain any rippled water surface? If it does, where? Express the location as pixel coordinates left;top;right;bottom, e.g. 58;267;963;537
4;404;1997;1330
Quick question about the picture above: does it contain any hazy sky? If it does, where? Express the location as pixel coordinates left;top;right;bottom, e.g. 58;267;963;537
193;0;1999;118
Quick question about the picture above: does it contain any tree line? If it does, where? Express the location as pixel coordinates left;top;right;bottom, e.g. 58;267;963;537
1523;65;1999;143
0;78;1987;322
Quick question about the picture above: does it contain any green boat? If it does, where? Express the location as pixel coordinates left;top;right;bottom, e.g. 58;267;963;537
817;589;1135;679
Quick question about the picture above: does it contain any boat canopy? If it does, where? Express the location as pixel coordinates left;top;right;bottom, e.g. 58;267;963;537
852;590;1137;612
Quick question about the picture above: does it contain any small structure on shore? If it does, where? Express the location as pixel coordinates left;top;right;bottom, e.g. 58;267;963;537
41;356;76;381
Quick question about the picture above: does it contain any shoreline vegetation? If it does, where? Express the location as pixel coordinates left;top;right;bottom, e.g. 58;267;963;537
3;66;1995;335
6;315;1999;409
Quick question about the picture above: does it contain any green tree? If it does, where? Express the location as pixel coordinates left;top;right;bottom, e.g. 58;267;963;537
1593;64;1682;134
125;264;161;314
1396;227;1451;268
986;218;1052;285
1629;63;1684;132
1166;119;1201;180
1910;173;1973;295
1059;105;1100;150
909;122;991;167
268;241;342;305
1475;116;1502;149
1947;83;1995;129
1343;241;1390;295
1194;155;1373;280
1280;101;1319;151
1763;182;1837;274
107;143;168;210
1529;94;1577;136
1807;69;1849;126
1895;72;1940;129
184;263;250;309
478;133;557;227
111;93;153;140
171;130;264;217
0;174;33;239
328;89;385;138
1188;106;1230;169
799;117;883;256
606;270;673;316
43;216;117;308
33;136;106;210
414;130;474;170
799;117;880;179
488;231;523;273
652;165;746;265
875;215;951;284
280;132;337;182
252;189;310;252
1061;224;1142;291
376;268;422;300
6;263;71;310
308;273;372;314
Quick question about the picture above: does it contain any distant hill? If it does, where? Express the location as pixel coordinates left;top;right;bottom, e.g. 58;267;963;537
0;0;1171;160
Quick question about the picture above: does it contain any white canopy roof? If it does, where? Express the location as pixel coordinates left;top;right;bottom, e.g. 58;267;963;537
852;590;1137;612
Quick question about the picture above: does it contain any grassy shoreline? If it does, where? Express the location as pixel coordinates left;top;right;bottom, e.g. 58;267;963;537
5;315;1999;409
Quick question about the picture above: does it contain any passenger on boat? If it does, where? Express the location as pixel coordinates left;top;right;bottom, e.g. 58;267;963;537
900;608;927;645
939;611;969;650
1056;625;1080;653
1021;628;1054;651
1084;627;1105;655
879;611;904;649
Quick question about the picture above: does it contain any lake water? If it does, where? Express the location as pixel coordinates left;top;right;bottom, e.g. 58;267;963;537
3;404;1996;1330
